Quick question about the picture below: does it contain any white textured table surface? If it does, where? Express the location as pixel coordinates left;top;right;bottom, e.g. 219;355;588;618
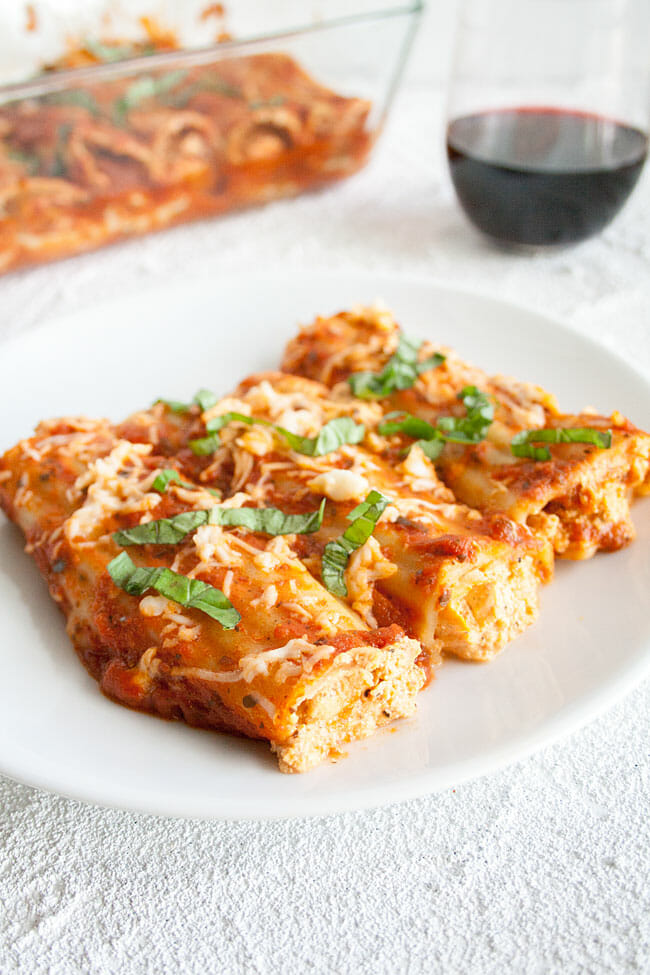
1;64;650;975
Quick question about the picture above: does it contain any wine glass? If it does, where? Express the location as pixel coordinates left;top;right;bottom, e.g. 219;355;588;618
445;0;649;248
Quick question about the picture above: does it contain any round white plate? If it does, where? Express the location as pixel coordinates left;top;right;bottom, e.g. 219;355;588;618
1;272;648;820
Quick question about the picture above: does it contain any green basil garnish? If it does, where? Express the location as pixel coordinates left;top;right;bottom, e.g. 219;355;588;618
112;500;326;546
151;469;195;493
157;388;218;414
107;551;240;629
248;94;287;110
281;417;365;456
83;39;139;63
348;335;445;400
114;510;212;546
50;123;72;178
190;412;365;458
187;433;221;456
377;413;439;440
42;89;101;117
378;385;494;458
321;490;389;598
162;73;243;108
113;70;188;124
7;147;41;175
510;427;613;462
214;499;326;535
151;469;220;497
435;386;494;443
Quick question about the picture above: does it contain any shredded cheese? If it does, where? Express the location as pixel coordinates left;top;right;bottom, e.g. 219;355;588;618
250;583;278;609
307;468;369;502
239;638;336;683
236;425;276;457
222;569;234;599
345;536;397;627
202;396;251;425
171;665;243;683
64;441;159;542
194;523;243;568
139;595;168;617
397;444;443;494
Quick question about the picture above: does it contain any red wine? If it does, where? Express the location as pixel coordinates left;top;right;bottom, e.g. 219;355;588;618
447;108;648;246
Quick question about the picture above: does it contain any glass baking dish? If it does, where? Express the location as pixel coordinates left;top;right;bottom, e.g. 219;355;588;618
0;1;422;275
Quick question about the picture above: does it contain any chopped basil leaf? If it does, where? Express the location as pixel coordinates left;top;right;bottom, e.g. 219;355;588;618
51;122;72;178
418;353;447;373
151;469;194;493
248;94;287;110
205;411;255;434
83;39;138;63
113;70;187;124
415;437;445;461
113;509;211;546
42;89;101;116
7;146;41;175
512;443;551;462
212;499;326;535
113;500;326;545
107;551;240;628
436;386;494;444
321;490;389;597
188;433;221;456
346;490;390;522
378;386;494;458
348;335;445;399
280;417;365;457
151;469;220;497
158;399;189;414
378;412;438;440
193;412;365;458
162;73;243;108
510;427;613;461
157;388;218;414
194;389;219;411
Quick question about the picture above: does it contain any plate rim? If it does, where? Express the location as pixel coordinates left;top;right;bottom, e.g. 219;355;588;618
1;269;649;820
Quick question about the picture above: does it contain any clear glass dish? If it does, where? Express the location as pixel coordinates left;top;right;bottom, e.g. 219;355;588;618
0;1;422;274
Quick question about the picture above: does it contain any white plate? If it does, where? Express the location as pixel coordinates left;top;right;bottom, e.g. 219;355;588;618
1;272;649;820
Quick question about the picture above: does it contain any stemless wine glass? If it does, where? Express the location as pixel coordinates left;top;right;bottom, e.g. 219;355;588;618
446;0;649;247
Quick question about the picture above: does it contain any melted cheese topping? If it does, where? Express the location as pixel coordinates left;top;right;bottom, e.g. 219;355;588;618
307;468;369;502
338;445;380;478
397;444;444;494
203;397;251;424
191;492;254;568
345;536;397;627
349;301;398;333
236;425;276;457
384;496;483;531
194;523;244;567
222;569;234;599
239;638;336;683
171;665;244;684
134;646;160;686
490;375;556;429
64;441;159;542
242;380;325;438
139;595;168;617
250;583;278;609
